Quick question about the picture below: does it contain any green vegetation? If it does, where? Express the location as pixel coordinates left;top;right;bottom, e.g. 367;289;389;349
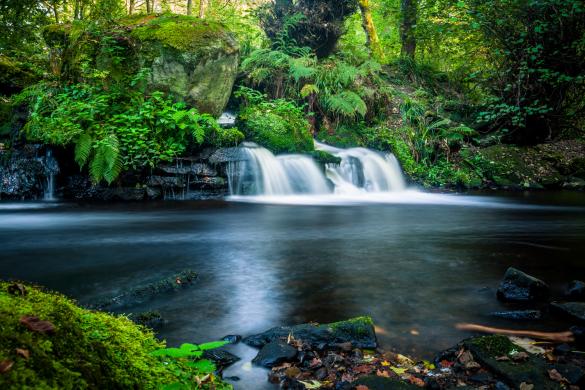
0;0;584;189
0;282;230;389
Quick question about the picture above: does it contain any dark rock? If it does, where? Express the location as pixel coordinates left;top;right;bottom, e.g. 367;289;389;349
159;162;218;177
551;302;585;323
495;382;510;390
91;269;197;310
469;372;491;384
463;336;559;389
147;176;184;188
224;376;240;381
243;317;377;350
221;335;241;345
566;280;585;300
202;349;240;369
554;343;572;355
252;341;297;368
131;311;164;330
496;267;550;302
490;310;542;321
208;147;249;164
352;375;420;389
551;363;585;385
570;326;585;348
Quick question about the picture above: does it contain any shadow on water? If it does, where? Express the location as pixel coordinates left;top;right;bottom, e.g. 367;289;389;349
1;192;585;388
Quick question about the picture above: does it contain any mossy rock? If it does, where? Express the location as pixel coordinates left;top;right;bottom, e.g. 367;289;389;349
43;14;239;116
0;55;39;95
0;281;223;389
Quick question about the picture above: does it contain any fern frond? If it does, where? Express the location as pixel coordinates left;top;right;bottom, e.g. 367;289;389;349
289;57;316;82
74;134;93;168
322;91;367;118
300;84;320;98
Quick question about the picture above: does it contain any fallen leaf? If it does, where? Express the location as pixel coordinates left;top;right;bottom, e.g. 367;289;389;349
381;360;391;367
7;283;26;296
15;348;30;359
440;360;454;368
396;354;414;366
19;316;55;335
410;329;420;336
519;382;534;390
422;360;436;370
459;351;474;365
355;386;369;390
390;366;408;375
341;372;354;382
309;358;322;368
298;380;322;389
465;361;481;369
285;366;301;378
354;365;373;374
409;376;425;387
495;355;511;361
548;369;568;383
509;337;546;355
0;360;14;374
376;369;390;377
511;351;530;361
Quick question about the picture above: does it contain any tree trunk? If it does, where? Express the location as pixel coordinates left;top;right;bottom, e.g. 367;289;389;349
358;0;385;62
187;0;192;15
146;0;151;14
128;0;135;15
199;0;205;18
400;0;417;59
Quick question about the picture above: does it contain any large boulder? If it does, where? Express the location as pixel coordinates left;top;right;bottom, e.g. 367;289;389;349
243;316;377;350
496;267;550;303
43;14;239;116
252;341;297;368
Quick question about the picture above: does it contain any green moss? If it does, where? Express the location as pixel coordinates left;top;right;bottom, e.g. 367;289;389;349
41;24;71;48
329;316;374;337
310;150;342;165
469;335;517;357
129;14;235;56
0;282;227;389
0;55;37;94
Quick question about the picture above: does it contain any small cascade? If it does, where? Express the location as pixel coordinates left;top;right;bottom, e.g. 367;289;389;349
315;141;406;193
227;142;407;197
43;149;59;201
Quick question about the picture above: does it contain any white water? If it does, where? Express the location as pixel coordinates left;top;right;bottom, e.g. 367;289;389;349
43;149;59;201
226;141;408;199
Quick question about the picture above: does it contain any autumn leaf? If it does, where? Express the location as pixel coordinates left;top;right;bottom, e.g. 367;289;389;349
381;360;391;367
354;365;373;374
422;360;435;370
355;386;370;390
19;316;55;334
390;366;408;375
519;382;534;390
376;369;390;377
409;376;425;387
440;360;454;368
548;369;568;383
299;380;322;389
15;348;30;359
0;360;14;374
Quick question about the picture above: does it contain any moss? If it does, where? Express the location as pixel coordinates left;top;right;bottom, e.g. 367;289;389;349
128;14;236;56
0;55;38;94
41;24;71;48
469;335;517;357
0;281;223;389
310;150;342;165
329;316;374;337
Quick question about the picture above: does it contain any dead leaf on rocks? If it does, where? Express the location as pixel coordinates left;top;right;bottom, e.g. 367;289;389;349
19;316;55;334
285;366;301;378
548;369;568;383
341;372;354;382
7;283;27;296
355;385;370;390
509;337;546;355
15;348;30;359
459;351;474;365
511;351;530;361
354;364;373;374
309;358;322;368
464;361;481;370
440;359;454;368
409;376;425;387
519;382;534;390
376;369;390;377
496;355;511;361
0;360;14;374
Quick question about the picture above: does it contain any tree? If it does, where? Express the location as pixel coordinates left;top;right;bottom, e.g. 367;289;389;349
400;0;417;59
358;0;385;62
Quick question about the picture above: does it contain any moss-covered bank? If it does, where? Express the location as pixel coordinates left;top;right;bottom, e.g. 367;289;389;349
0;282;229;389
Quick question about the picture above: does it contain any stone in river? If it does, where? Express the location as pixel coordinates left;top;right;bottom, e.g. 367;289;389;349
496;267;549;302
252;341;297;368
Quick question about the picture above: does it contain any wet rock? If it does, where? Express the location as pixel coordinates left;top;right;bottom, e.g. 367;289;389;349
202;349;240;369
224;376;240;381
563;177;585;190
131;311;164;330
551;302;585;323
496;267;550;302
208;147;249;164
148;176;185;188
244;316;377;350
0;158;45;199
550;363;585;385
221;335;241;345
463;336;558;389
490;310;542;321
91;270;197;310
352;375;420;389
252;341;297;368
159;162;218;177
565;280;585;300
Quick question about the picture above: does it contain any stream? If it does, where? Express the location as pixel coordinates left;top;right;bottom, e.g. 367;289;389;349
1;192;585;388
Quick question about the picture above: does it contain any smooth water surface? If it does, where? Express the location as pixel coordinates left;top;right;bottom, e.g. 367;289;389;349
1;192;585;388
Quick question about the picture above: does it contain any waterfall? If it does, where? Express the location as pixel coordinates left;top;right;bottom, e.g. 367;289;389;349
43;149;59;201
226;142;407;197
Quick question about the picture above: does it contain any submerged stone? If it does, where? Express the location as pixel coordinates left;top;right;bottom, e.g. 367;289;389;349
496;267;550;302
202;348;240;369
243;316;377;350
551;302;585;323
490;310;542;321
252;341;297;368
352;375;420;389
566;280;585;301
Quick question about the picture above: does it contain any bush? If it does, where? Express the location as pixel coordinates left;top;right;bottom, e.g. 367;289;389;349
0;282;231;389
236;87;313;154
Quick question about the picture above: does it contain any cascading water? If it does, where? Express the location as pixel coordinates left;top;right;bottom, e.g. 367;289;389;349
226;141;407;198
43;149;59;201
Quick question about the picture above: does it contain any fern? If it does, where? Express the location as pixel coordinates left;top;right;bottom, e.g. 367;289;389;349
323;91;367;119
300;84;319;98
289;56;317;82
90;134;121;184
74;133;93;168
